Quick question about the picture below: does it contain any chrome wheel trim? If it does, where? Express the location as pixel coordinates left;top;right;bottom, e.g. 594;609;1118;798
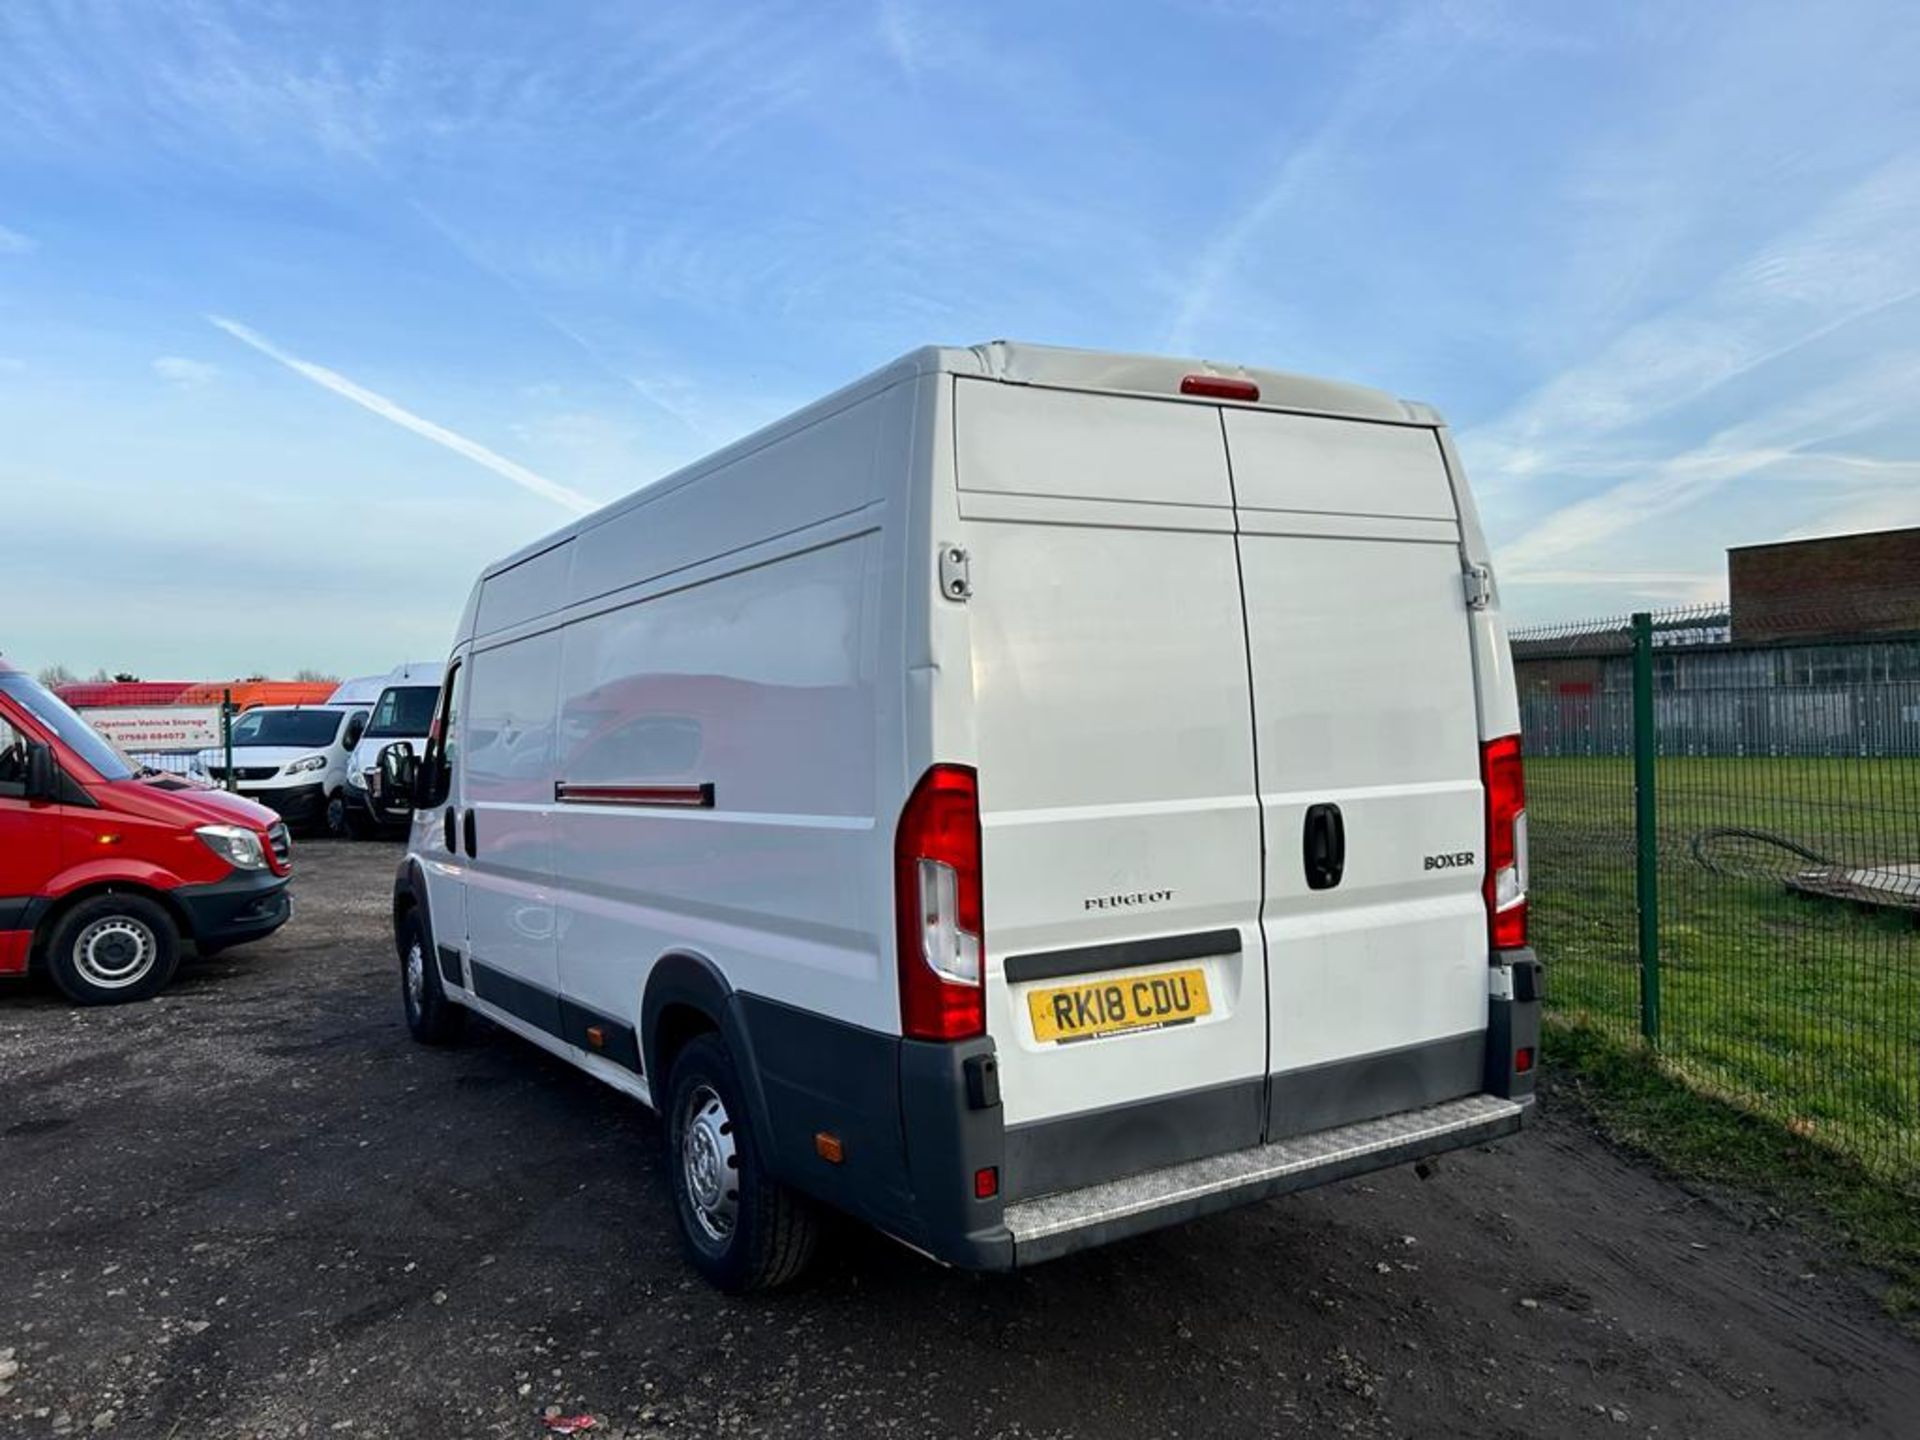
680;1084;739;1243
73;916;158;990
404;939;426;1013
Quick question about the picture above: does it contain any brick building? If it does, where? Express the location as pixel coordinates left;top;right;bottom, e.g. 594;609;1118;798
1728;526;1920;642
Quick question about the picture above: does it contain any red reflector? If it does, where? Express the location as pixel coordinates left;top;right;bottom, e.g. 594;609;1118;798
974;1166;999;1200
1514;1046;1535;1074
1180;374;1259;402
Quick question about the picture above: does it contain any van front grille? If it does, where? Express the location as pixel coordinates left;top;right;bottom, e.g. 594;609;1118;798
268;822;291;867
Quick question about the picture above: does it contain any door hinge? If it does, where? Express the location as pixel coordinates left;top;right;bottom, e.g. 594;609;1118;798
939;543;972;602
1464;564;1493;611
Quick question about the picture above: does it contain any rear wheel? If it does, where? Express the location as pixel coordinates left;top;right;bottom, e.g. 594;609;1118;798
398;910;464;1045
664;1033;821;1292
45;894;181;1006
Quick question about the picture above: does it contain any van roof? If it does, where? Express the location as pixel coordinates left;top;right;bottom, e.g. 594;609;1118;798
481;341;1438;580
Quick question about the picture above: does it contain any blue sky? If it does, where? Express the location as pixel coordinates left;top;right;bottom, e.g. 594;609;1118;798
2;0;1917;679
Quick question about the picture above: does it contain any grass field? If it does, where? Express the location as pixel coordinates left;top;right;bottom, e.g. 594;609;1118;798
1528;756;1920;1189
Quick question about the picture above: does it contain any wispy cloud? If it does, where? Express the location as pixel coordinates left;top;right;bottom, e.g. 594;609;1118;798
0;223;33;254
152;355;219;388
1467;156;1920;494
876;0;923;76
208;316;598;514
1162;7;1499;353
1498;350;1920;574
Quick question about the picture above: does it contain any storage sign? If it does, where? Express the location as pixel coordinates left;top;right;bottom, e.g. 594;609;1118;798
81;706;223;751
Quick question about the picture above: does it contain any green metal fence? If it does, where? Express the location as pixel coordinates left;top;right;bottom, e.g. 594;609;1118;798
1513;604;1920;1190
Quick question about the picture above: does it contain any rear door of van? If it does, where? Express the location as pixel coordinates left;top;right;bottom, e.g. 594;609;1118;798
956;379;1487;1199
954;380;1269;1200
1224;411;1487;1138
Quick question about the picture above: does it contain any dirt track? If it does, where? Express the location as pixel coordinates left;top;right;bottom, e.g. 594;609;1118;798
2;840;1917;1438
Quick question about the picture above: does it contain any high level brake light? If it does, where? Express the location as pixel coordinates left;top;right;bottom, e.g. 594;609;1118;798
895;765;986;1041
1481;734;1528;949
1179;374;1260;402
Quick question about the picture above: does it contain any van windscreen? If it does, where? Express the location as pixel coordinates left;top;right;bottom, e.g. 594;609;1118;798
231;709;343;748
0;672;138;781
365;685;439;739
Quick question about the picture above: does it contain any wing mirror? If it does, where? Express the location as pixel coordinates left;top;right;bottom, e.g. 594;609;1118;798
23;740;59;802
378;741;417;801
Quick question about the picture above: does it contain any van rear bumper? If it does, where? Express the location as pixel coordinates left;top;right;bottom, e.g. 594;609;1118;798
999;1092;1528;1266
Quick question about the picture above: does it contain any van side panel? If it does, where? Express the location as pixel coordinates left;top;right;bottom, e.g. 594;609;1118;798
564;400;887;614
548;385;913;1071
551;531;887;1030
475;543;575;638
462;630;564;1015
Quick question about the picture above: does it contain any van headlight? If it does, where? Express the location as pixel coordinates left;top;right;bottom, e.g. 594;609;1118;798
284;755;329;775
195;824;268;871
347;768;368;791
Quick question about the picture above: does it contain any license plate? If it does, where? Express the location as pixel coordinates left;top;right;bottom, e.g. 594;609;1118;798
1027;966;1212;1044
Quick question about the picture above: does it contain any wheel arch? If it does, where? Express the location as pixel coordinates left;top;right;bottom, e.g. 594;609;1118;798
641;951;773;1137
391;857;436;961
28;880;192;962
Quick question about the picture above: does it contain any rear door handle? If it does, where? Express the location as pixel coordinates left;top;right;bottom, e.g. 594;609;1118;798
1303;802;1345;890
463;808;477;859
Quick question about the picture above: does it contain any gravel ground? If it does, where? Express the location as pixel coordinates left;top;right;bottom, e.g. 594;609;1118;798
2;839;1918;1439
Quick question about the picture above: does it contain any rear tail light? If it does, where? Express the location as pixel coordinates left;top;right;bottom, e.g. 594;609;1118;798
1481;734;1528;948
895;765;985;1040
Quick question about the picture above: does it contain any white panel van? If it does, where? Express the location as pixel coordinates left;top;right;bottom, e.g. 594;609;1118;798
342;661;446;837
388;342;1540;1291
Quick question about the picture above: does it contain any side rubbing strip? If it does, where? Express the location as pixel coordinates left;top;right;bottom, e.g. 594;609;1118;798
470;960;564;1037
554;781;715;808
1003;927;1243;985
559;997;643;1074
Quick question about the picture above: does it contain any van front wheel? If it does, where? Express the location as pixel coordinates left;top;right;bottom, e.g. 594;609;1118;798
45;894;182;1006
398;911;464;1045
664;1033;820;1292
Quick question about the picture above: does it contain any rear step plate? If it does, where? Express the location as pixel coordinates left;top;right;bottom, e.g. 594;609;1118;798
1004;1093;1525;1264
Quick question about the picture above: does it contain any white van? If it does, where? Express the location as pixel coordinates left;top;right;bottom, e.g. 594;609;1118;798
388;342;1540;1292
342;661;445;837
197;703;369;836
326;673;391;709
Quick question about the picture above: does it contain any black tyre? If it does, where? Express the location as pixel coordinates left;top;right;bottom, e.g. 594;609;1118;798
45;893;182;1006
665;1033;821;1292
398;909;465;1045
342;803;374;840
323;790;350;839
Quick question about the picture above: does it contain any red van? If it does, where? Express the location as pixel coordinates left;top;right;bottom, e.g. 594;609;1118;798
0;657;293;1005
